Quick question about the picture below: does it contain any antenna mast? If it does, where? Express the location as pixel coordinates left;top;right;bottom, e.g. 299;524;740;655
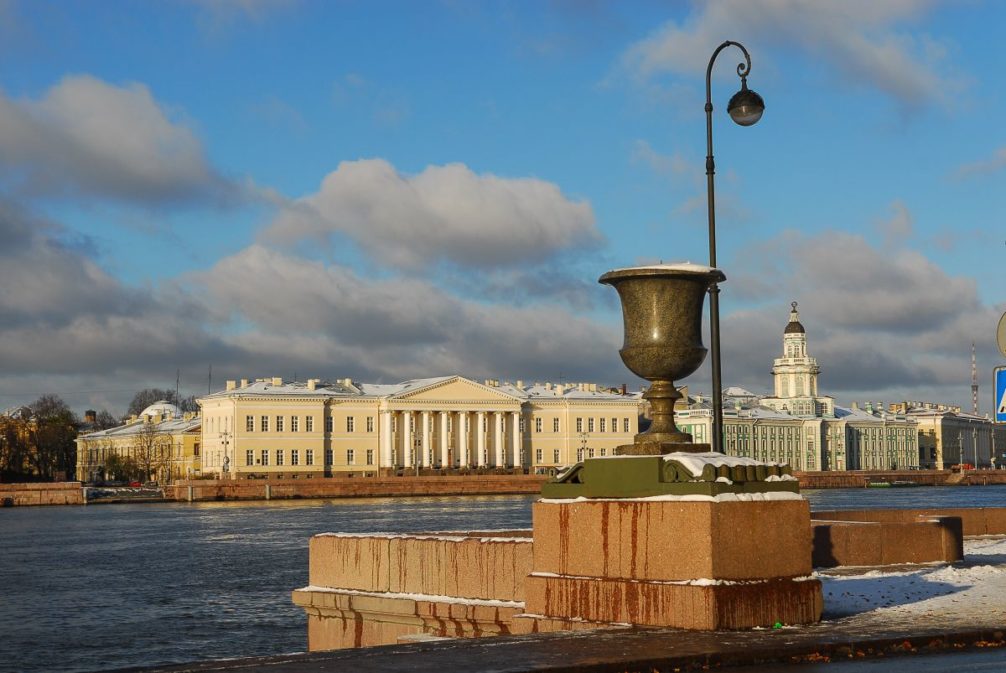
972;341;979;415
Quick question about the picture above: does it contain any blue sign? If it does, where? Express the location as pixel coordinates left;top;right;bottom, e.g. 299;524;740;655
996;367;1006;424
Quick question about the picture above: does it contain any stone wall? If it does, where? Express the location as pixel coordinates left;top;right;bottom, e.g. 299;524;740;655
0;482;84;506
812;507;1006;537
165;475;548;502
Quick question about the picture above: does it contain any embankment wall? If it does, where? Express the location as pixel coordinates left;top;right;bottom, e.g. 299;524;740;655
0;482;84;506
165;475;549;502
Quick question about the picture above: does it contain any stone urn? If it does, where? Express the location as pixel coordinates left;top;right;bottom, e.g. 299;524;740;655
599;264;725;454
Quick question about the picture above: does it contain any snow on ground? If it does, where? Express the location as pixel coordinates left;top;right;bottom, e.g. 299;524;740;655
817;536;1006;630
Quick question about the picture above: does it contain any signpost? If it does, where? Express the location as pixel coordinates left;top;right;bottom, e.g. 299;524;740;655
998;311;1006;359
996;366;1006;425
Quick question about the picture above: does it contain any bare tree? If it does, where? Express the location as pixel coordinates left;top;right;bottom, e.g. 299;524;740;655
29;395;78;481
132;422;171;482
127;389;198;417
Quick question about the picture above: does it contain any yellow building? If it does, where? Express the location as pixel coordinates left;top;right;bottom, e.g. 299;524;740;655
197;375;641;478
75;402;201;483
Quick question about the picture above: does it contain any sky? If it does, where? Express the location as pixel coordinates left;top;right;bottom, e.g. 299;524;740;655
0;0;1003;417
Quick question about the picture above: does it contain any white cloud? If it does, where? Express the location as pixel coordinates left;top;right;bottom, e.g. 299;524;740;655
955;146;1006;179
264;158;603;271
619;0;957;107
717;224;999;407
194;244;624;383
0;75;233;204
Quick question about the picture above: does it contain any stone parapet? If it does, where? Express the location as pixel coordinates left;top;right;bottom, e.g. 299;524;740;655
812;517;963;568
812;507;1006;537
0;482;84;506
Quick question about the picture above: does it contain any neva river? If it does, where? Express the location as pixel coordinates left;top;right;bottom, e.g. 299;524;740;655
3;487;1006;673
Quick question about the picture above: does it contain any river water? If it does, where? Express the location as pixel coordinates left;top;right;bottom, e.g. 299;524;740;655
2;486;1005;673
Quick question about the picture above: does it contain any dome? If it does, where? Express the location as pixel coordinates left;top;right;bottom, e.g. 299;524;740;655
140;400;180;419
784;301;805;334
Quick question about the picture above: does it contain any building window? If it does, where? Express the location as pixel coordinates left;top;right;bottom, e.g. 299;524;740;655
306;449;314;466
612;417;618;433
600;448;607;456
291;450;300;466
588;418;595;432
536;448;543;463
325;416;333;433
553;449;560;464
576;418;583;433
246;415;254;432
577;448;584;461
520;417;525;432
366;449;374;465
623;418;630;433
600;418;606;432
535;417;542;433
276;450;284;466
194;442;200;457
306;416;314;432
245;450;253;466
347;417;355;432
261;450;269;466
366;416;374;433
261;415;269;432
347;449;355;465
553;418;559;433
325;449;333;465
291;416;299;432
588;448;595;458
276;416;284;432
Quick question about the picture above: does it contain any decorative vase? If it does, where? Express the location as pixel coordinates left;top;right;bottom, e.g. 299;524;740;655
599;264;725;454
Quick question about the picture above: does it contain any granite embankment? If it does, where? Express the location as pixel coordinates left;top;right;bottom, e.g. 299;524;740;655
0;482;84;506
163;474;549;501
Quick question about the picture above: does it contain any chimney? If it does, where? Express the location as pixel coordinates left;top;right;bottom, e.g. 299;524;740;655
555;384;564;395
307;379;316;391
516;380;523;389
240;379;248;388
851;402;859;411
84;410;96;424
545;382;552;390
272;377;283;386
621;383;627;395
226;380;236;391
342;378;353;387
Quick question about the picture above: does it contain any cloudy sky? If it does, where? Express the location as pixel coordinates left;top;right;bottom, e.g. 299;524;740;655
0;0;1003;416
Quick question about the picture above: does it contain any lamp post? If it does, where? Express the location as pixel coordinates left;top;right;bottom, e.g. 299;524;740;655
220;430;231;479
705;40;765;454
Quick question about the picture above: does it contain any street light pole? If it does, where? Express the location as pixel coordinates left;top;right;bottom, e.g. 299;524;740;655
704;40;764;454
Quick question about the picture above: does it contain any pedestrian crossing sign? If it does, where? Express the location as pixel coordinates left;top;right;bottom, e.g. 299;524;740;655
997;367;1006;424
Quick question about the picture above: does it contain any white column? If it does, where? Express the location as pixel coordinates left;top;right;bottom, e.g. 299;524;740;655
512;411;522;468
402;411;413;468
421;411;431;468
459;412;469;467
439;412;449;467
380;411;393;468
494;412;504;467
476;411;486;467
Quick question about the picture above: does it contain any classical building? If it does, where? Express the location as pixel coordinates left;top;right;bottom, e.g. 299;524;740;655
75;402;201;483
891;402;1002;469
197;375;640;478
676;303;919;471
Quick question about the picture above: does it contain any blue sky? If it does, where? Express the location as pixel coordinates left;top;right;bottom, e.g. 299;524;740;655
0;0;1003;416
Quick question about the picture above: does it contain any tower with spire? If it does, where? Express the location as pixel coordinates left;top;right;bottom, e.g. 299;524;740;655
760;302;834;417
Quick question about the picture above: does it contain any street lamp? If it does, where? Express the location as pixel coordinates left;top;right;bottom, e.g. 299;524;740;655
220;430;231;478
705;40;765;454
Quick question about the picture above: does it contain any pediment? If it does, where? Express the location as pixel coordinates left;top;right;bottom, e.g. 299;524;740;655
392;377;522;404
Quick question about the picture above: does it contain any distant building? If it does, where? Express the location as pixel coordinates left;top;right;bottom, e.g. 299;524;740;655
197;375;641;478
676;303;919;471
895;402;1002;469
75;402;201;483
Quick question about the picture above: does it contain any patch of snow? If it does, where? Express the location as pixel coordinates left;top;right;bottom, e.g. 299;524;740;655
296;586;524;609
540;491;803;504
662;452;786;477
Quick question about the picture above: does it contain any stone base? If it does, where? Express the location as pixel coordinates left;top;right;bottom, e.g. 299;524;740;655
525;498;822;630
615;442;710;456
523;574;822;630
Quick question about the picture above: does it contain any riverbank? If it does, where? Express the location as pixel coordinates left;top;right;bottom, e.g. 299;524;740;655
4;469;1006;506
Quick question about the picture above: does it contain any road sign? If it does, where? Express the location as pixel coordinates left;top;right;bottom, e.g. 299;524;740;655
999;312;1006;359
997;366;1006;424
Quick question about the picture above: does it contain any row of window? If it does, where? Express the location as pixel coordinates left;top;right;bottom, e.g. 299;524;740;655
245;415;376;434
573;417;632;434
244;448;377;467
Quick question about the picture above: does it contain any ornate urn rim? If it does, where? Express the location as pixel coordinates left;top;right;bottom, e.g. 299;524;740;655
599;263;726;285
